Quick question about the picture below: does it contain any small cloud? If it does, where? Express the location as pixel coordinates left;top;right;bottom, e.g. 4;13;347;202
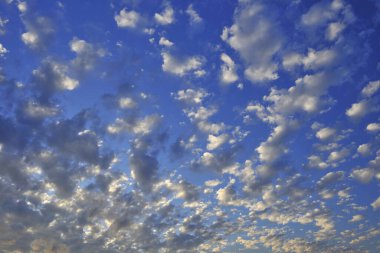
220;53;238;84
186;4;202;24
115;8;140;28
158;37;174;47
161;52;204;77
154;6;174;25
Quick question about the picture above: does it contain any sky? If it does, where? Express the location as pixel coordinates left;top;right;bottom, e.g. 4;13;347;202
0;0;380;252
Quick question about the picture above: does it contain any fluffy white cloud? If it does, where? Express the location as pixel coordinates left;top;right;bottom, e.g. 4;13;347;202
362;80;380;97
307;155;328;169
161;52;204;77
317;171;344;188
328;148;349;163
154;6;174;25
316;127;336;141
159;37;174;47
351;168;374;183
366;123;380;132
115;9;140;28
282;48;337;71
107;114;161;135
346;100;369;119
17;1;27;12
220;53;238;84
207;134;229;150
221;1;282;83
357;143;371;156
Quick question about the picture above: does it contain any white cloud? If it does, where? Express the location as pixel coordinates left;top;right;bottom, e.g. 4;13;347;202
221;1;282;83
316;127;336;141
349;215;363;223
0;43;8;57
107;114;161;136
186;4;202;24
283;48;337;71
362;80;380;97
204;179;221;187
346;100;369;119
158;37;173;47
301;0;343;27
308;155;328;169
366;123;380;132
357;144;371;156
174;89;209;105
115;9;140;28
17;1;27;13
220;53;238;84
302;48;337;70
326;22;345;41
317;171;344;188
119;97;136;109
154;6;174;25
21;16;54;50
328;148;349;163
372;197;380;210
161;52;204;77
70;38;106;71
22;31;39;48
351;168;374;183
207;134;229;150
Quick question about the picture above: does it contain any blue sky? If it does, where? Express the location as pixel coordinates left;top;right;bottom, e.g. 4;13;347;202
0;0;380;252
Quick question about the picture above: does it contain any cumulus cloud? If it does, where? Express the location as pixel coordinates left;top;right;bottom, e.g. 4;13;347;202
220;53;238;84
366;123;380;132
161;52;204;77
346;100;370;119
221;1;282;83
173;89;209;105
158;37;174;47
107;114;161;136
351;168;374;183
207;134;229;150
357;143;371;156
316;127;336;141
115;8;141;28
154;6;174;25
317;171;344;188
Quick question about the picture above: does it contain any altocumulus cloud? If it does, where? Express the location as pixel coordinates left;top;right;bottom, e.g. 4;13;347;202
0;0;380;252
